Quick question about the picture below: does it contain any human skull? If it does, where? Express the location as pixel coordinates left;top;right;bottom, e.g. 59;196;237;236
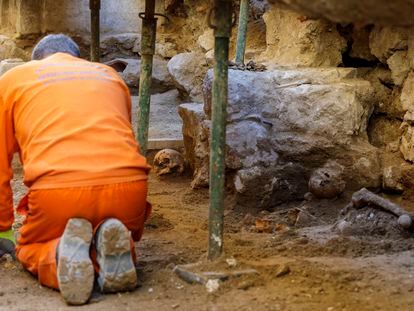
308;160;346;199
153;149;185;176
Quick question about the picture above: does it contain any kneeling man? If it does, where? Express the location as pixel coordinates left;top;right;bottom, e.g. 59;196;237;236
0;34;151;305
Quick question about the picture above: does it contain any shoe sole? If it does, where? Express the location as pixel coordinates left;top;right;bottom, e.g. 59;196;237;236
96;218;137;293
57;218;94;305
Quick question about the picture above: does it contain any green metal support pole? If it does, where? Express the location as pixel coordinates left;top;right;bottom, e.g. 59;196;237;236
90;0;101;62
137;0;157;155
208;0;233;261
235;0;249;64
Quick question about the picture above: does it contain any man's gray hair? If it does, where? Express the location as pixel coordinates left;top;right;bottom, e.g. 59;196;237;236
32;34;81;60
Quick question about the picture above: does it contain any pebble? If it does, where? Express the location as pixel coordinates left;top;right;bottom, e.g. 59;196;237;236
275;264;291;277
398;214;412;229
206;279;220;293
226;258;237;267
304;192;314;201
237;280;255;290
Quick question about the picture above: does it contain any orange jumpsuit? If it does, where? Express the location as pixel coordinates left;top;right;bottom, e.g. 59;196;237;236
0;53;151;289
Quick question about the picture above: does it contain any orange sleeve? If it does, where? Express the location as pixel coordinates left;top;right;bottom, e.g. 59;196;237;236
125;86;132;123
0;94;18;231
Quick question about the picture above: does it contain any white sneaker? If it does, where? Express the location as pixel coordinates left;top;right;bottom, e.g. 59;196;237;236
96;218;137;293
57;218;94;305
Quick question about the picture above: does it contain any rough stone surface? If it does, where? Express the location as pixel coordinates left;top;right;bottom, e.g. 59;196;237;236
400;123;414;162
167;52;210;102
369;27;410;63
368;116;402;148
178;103;210;188
334;206;406;238
0;36;29;61
358;67;402;117
106;57;174;93
308;161;346;199
197;29;214;53
155;40;179;59
100;33;140;61
387;51;410;86
407;35;414;69
401;71;414;123
0;59;25;76
186;68;382;208
269;0;414;27
382;153;414;193
262;6;346;67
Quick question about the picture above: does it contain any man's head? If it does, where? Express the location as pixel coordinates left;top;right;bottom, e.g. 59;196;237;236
32;34;81;60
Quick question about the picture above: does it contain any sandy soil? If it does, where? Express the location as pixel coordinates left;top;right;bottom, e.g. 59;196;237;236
2;163;414;311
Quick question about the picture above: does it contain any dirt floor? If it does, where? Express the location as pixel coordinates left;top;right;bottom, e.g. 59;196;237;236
2;162;414;311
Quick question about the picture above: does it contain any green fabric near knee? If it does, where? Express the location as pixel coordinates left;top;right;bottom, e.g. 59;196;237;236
0;229;15;243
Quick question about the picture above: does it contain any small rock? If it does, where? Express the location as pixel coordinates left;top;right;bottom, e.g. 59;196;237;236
237;280;255;290
335;220;352;235
398;214;412;229
304;192;314;201
274;223;288;232
206;279;220;293
226;258;237;267
255;218;272;233
172;303;180;309
148;288;154;293
275;264;291;277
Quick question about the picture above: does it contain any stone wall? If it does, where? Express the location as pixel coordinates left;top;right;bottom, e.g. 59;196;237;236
174;2;414;209
0;0;146;38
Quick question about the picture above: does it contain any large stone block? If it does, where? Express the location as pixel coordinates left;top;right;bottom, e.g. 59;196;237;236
167;52;210;102
185;68;382;208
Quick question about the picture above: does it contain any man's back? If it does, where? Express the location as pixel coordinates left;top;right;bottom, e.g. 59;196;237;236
0;52;148;190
